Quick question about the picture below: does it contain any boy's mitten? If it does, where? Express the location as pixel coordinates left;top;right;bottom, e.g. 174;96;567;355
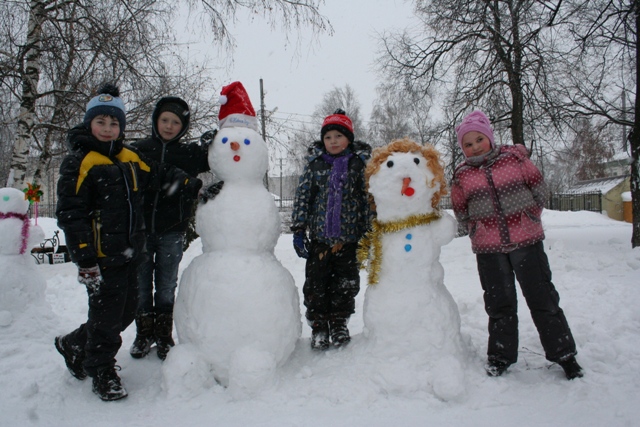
199;129;217;148
78;265;104;296
293;230;309;259
184;176;203;197
199;181;224;204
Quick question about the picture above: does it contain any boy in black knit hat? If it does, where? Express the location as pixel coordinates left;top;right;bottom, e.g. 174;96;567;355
291;109;371;350
129;97;210;361
54;84;202;401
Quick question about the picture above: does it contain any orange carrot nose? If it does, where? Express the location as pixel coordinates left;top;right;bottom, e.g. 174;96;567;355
401;177;412;195
230;141;240;151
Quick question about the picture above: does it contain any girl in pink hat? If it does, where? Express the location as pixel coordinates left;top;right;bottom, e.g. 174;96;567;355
450;110;583;380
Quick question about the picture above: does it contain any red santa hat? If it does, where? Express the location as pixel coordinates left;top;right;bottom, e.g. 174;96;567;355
218;81;259;132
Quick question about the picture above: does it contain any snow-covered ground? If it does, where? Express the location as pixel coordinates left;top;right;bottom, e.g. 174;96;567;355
1;210;639;427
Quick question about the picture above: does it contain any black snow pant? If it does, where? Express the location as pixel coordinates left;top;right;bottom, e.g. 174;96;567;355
303;241;360;324
476;241;577;365
64;259;139;376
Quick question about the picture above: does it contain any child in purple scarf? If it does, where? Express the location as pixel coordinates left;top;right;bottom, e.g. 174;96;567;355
291;109;371;350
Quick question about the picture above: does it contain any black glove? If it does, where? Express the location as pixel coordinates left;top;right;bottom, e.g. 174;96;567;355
184;176;203;197
199;181;224;204
200;129;218;148
77;265;104;296
293;230;309;259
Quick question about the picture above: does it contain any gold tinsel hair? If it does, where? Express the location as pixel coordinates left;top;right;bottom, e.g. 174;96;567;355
364;138;447;212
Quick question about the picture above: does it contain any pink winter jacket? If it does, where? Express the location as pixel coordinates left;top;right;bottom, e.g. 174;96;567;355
451;144;546;254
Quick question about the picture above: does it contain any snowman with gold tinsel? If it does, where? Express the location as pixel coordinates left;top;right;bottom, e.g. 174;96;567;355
0;186;46;326
358;138;468;401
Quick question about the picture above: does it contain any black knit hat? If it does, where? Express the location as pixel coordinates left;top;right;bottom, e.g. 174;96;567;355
157;100;190;129
152;97;190;141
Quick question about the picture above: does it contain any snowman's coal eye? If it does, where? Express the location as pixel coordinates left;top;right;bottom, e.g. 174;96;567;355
386;160;394;168
244;138;250;145
414;158;420;165
221;137;228;144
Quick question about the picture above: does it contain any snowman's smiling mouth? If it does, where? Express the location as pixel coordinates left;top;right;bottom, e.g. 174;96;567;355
401;177;415;196
233;155;241;162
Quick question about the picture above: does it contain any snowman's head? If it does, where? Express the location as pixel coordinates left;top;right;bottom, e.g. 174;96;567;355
0;187;30;216
366;138;446;221
208;126;268;182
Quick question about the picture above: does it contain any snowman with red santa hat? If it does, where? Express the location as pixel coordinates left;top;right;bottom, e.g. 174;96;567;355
168;82;301;398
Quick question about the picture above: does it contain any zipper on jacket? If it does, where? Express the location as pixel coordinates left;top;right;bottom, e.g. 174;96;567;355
150;141;168;233
92;210;105;257
111;155;135;242
483;166;511;246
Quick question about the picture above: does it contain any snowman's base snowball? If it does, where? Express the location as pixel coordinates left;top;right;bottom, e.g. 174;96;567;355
174;250;301;388
0;255;47;315
161;343;217;399
228;347;278;399
431;357;466;402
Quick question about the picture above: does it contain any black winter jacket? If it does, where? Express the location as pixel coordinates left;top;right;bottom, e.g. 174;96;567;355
291;140;371;246
131;97;210;234
56;124;201;267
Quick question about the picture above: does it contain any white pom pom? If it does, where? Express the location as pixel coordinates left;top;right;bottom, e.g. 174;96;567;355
219;95;228;105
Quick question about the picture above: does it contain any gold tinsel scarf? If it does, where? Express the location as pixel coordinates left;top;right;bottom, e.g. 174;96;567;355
357;212;441;286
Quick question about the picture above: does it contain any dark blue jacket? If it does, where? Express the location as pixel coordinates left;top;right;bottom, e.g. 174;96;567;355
291;140;371;245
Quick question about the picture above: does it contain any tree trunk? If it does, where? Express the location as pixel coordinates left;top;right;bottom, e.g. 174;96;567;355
631;1;640;248
7;0;44;190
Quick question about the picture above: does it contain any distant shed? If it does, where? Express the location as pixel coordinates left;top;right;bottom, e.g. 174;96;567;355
564;175;631;221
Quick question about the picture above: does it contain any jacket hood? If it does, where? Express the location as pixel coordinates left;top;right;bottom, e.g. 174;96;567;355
151;96;190;143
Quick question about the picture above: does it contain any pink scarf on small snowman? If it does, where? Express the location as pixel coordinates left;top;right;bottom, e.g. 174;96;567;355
0;211;30;254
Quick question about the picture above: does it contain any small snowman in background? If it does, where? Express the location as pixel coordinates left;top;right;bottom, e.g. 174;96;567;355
358;138;467;401
0;187;46;326
169;82;301;398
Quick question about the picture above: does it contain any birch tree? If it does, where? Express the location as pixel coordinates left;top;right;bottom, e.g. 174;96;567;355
1;0;330;191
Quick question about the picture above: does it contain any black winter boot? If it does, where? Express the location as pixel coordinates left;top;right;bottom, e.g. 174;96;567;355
485;358;511;377
310;320;330;350
559;356;584;380
329;318;350;347
54;335;87;380
92;365;127;401
155;312;175;361
130;312;155;359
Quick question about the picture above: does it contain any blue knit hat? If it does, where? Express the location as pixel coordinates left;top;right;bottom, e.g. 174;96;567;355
83;83;126;137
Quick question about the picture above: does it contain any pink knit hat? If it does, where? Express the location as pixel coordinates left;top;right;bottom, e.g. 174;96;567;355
455;110;495;150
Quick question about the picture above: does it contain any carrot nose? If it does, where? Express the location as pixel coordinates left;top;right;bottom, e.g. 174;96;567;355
401;177;412;195
230;141;240;151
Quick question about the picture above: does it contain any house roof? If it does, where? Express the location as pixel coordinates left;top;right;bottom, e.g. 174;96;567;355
565;175;629;194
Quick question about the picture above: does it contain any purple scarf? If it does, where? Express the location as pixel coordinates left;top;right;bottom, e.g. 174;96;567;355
321;152;353;238
0;211;30;254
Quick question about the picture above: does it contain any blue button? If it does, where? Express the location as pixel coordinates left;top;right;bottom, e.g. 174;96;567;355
406;233;412;240
405;244;412;252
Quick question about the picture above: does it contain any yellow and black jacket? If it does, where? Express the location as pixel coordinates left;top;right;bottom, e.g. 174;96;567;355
56;124;201;268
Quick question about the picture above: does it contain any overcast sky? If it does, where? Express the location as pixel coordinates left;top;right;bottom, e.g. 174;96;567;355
179;0;416;129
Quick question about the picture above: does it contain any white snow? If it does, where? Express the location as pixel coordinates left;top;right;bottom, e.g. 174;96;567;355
1;209;639;426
